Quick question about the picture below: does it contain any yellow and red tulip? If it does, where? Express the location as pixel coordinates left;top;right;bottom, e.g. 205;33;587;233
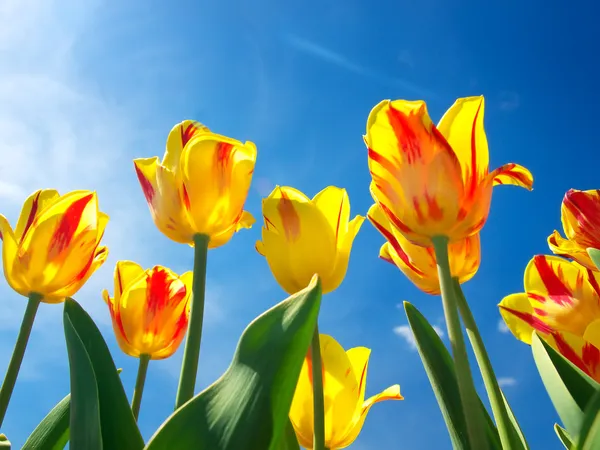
499;255;600;381
368;203;480;295
134;120;256;248
289;334;403;449
102;262;193;359
548;189;600;270
255;186;364;295
0;189;108;303
365;96;533;246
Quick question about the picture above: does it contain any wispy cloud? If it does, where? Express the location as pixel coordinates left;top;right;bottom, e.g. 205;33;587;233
283;34;435;98
498;377;518;388
498;91;520;111
394;324;444;350
498;319;510;333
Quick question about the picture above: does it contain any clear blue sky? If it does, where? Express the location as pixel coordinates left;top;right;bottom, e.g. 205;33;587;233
0;0;599;448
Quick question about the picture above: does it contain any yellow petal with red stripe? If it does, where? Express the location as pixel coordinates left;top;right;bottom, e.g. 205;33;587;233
163;120;210;171
489;163;533;190
554;331;600;382
498;293;555;345
548;229;594;269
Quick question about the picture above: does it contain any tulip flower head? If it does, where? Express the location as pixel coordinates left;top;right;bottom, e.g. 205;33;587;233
289;334;403;449
368;203;480;295
548;189;600;270
102;262;193;359
134;120;256;248
365;96;533;246
0;189;108;303
256;186;364;294
499;255;600;381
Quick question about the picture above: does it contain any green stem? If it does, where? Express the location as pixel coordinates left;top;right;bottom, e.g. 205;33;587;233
0;292;42;428
311;326;326;450
454;278;520;449
431;236;488;450
131;354;150;421
175;233;210;409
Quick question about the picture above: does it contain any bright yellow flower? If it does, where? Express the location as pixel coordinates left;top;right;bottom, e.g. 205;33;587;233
102;262;193;359
368;203;480;295
0;190;108;303
289;334;403;449
499;255;600;381
548;189;600;270
365;96;533;246
255;186;364;294
134;120;256;248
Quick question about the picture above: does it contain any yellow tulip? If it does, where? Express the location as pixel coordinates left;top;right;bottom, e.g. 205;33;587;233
134;120;256;248
255;186;364;294
365;96;533;246
102;262;193;359
368;203;480;295
0;189;108;303
289;334;403;449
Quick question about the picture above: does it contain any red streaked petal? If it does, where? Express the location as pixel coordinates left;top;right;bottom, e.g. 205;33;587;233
489;163;533;190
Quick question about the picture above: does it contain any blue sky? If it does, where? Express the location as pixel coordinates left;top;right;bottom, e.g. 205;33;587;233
0;0;599;448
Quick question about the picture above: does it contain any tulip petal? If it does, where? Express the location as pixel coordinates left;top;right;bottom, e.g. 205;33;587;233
346;347;371;405
114;261;146;300
584;320;600;351
499;293;554;344
0;215;29;296
326;215;364;294
524;255;600;336
312;187;350;245
163;120;210;171
561;189;600;251
14;189;60;242
548;229;595;269
554;331;600;382
236;210;255;230
337;385;403;448
489;163;533;190
437;96;489;191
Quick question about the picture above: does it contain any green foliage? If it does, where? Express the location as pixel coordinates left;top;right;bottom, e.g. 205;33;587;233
22;395;70;450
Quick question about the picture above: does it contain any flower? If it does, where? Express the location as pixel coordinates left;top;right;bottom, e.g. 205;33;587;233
255;186;364;294
289;334;403;449
0;190;108;303
102;262;193;359
134;120;256;248
499;255;600;381
365;96;533;246
548;189;600;270
367;203;480;295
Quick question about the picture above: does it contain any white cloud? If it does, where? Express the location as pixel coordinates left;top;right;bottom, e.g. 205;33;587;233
498;319;510;334
394;324;444;351
498;377;518;388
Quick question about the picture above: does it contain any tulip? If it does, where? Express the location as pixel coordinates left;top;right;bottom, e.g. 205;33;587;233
0;189;108;302
103;261;192;360
134;120;256;248
0;189;108;427
499;255;600;381
256;186;364;294
289;334;403;449
365;96;533;247
548;189;600;270
368;203;480;295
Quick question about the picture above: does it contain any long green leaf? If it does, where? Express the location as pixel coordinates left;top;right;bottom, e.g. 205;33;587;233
22;395;70;450
575;388;600;450
279;419;301;450
145;276;322;450
64;299;144;450
531;334;600;435
64;314;102;450
501;391;529;449
404;301;500;450
554;424;573;449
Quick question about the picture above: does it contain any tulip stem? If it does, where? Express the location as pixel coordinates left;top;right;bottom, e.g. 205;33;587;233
454;278;523;449
311;326;326;450
131;354;150;421
175;233;210;409
431;236;488;450
0;292;42;428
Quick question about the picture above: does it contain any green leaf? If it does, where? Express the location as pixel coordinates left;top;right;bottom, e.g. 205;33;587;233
145;276;322;450
531;334;600;435
22;394;70;450
64;313;102;450
501;391;529;449
554;424;573;449
279;419;301;450
404;301;501;450
64;299;144;450
575;388;600;450
587;248;600;271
